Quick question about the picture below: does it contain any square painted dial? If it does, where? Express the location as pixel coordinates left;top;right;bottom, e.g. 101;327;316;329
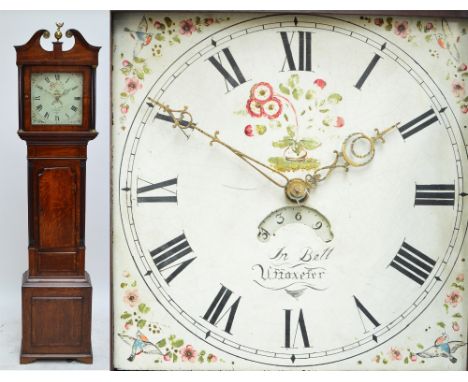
31;72;83;125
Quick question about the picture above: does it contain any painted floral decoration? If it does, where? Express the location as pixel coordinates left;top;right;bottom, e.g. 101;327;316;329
238;74;345;173
118;272;221;364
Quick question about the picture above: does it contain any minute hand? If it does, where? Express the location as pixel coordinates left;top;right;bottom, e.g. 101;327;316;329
147;98;289;189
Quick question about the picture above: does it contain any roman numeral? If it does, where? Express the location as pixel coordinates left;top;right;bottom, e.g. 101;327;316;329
390;241;436;285
54;73;60;81
284;309;310;348
44;76;50;83
55;115;60;123
415;184;455;206
203;285;241;334
36;104;43;112
71;105;78;112
34;96;40;101
44;112;49;119
72;85;78;91
398;109;439;140
354;53;382;90
208;48;246;91
74;96;81;100
137;178;177;203
150;233;195;284
152;106;193;139
280;31;312;72
353;296;380;335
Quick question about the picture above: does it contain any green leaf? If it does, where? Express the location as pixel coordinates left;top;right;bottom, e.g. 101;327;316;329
136;70;145;80
195;16;201;25
462;72;468;77
120;282;128;288
284;114;289;122
155;33;165;41
138;303;150;314
143;66;151;74
292;87;304;100
416;20;423;31
120;92;129;98
137;319;147;329
120;67;131;75
172;35;181;44
255;125;267;135
131;280;137;287
198;355;205;363
436;321;446;328
322;118;330;127
416;343;424;349
156;338;167;348
319;109;329;113
272;137;293;149
172;353;178;362
385;24;392;32
287;125;295;138
279;83;290;95
327;93;343;104
444;303;449;313
300;138;321;150
382;359;388;364
318;99;325;107
453;313;463;318
305;89;315;100
172;339;184;348
134;56;145;64
404;357;409;364
288;74;299;88
120;312;132;319
164;17;173;27
425;35;433;42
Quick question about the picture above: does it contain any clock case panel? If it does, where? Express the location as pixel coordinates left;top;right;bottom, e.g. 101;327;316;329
16;28;99;364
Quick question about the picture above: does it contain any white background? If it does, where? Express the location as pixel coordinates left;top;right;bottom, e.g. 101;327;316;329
0;10;110;370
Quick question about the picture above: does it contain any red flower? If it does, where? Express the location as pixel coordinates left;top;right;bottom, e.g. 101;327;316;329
246;98;263;118
154;21;164;29
123;289;139;307
445;290;462;307
262;97;282;119
179;19;196;36
374;18;384;26
424;22;434;32
452;321;460;332
389;347;402;361
250;82;274;102
125;77;142;95
181;345;197;362
121;104;129;114
334;116;345;128
163;353;171;362
314;78;327;89
458;63;468;72
452;79;465;98
207;354;217;363
394;20;410;38
244;125;254;137
462;105;468;114
204;18;215;26
122;59;131;67
456;273;464;282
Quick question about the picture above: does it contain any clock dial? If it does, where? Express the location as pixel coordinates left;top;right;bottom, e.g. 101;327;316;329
31;72;83;125
113;13;467;369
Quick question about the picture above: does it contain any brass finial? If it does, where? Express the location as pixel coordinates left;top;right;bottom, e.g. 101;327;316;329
54;22;64;41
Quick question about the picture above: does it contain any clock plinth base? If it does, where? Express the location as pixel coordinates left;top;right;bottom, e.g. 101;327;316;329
20;271;93;364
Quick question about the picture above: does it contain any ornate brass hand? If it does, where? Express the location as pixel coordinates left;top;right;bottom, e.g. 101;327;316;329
147;98;290;189
147;98;398;204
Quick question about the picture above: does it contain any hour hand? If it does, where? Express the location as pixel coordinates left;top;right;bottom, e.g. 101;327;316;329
147;98;290;189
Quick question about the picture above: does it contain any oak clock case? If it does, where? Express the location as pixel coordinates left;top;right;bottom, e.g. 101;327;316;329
111;13;468;370
16;24;99;364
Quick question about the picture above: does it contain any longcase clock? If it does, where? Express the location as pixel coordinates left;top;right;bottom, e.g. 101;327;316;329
16;23;100;364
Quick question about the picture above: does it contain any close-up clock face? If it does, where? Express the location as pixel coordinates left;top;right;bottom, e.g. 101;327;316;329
31;72;83;125
113;13;468;370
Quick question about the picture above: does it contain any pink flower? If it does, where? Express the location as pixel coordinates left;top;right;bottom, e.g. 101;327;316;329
121;104;129;114
458;63;468;72
125;77;142;95
334;116;345;128
452;80;465;98
445;290;463;307
246;98;263;118
461;105;468;114
204;18;215;26
424;22;434;32
123;289;140;307
262;97;283;119
122;59;131;67
374;18;384;26
250;82;273;102
410;354;417;362
207;354;217;363
244;124;254;137
314;78;327;89
179;19;196;36
456;273;464;282
452;321;460;332
181;345;197;362
163;353;172;362
394;20;410;38
124;321;132;330
122;271;130;278
389;347;402;361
